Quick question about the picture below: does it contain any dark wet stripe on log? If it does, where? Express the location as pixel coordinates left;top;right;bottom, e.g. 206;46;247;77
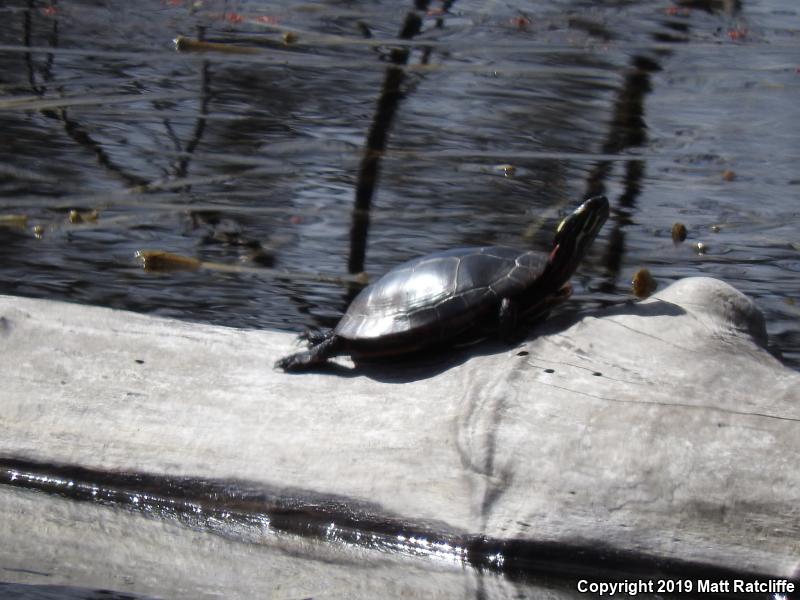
1;456;795;599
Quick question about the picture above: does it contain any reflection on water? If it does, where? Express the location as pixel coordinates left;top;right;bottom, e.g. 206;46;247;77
1;0;796;367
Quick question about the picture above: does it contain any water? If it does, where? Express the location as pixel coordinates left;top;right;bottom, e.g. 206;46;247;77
0;0;797;365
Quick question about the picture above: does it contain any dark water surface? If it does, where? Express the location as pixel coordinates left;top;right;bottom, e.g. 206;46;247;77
0;0;798;367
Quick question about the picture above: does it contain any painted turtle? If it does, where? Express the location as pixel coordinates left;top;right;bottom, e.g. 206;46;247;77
276;195;609;372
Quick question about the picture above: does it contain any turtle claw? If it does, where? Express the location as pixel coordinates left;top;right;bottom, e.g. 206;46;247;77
275;334;343;372
274;352;306;372
275;349;322;372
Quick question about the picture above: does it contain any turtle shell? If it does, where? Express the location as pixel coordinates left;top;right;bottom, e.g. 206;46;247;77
335;246;549;348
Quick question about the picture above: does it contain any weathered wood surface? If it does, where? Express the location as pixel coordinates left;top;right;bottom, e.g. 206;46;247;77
1;277;798;598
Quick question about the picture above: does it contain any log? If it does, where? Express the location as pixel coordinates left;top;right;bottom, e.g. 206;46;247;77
1;277;798;598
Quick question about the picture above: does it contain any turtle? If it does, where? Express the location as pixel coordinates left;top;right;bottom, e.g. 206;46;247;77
275;195;609;372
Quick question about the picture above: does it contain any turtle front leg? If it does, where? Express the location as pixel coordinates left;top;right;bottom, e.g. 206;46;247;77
524;282;573;323
275;333;343;372
497;297;519;343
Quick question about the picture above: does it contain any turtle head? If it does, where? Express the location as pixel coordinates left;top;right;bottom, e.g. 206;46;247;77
547;195;609;286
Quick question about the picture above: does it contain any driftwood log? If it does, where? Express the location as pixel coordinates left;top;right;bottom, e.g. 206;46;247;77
1;277;798;598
